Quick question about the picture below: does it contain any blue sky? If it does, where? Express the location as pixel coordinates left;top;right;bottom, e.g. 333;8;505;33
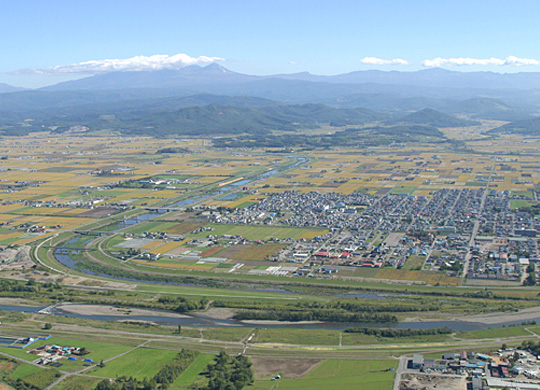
3;0;540;88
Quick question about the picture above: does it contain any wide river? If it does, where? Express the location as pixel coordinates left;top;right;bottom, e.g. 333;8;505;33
0;303;536;332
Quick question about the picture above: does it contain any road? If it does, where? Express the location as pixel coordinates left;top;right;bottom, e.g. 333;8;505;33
459;157;495;286
393;355;407;390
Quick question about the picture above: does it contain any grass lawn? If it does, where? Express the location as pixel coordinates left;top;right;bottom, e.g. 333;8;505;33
391;186;417;194
202;327;253;342
54;375;102;390
401;255;425;271
354;267;381;278
342;333;450;346
248;359;397;390
457;326;532;340
10;366;61;390
10;363;43;380
188;223;326;241
255;329;340;346
123;221;178;235
94;347;178;380
171;353;214;389
510;199;538;209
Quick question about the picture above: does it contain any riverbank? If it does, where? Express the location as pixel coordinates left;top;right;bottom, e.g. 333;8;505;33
403;305;540;326
458;306;540;325
3;300;540;331
0;298;38;306
55;303;191;319
240;320;324;326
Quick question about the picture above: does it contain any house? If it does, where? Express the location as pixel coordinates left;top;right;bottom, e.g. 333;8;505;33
411;354;424;369
471;377;482;390
443;353;458;360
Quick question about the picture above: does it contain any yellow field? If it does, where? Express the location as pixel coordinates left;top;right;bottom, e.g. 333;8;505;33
148;240;185;255
140;240;164;250
1;133;539;256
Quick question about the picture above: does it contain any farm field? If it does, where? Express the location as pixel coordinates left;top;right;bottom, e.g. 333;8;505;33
0;131;540;389
249;359;398;390
187;223;328;241
171;353;215;389
93;347;179;380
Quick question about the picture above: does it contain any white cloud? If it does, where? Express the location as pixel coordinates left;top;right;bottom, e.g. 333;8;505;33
15;54;225;75
360;57;409;66
422;56;540;67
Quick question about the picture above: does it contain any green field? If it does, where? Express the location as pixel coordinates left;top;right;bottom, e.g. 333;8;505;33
188;223;326;240
54;375;102;390
123;221;178;235
249;359;397;390
94;347;178;380
11;365;61;390
10;363;43;380
510;199;538;209
256;328;341;346
456;325;533;340
341;332;450;346
391;186;417;194
202;327;253;342
401;255;425;271
172;353;215;389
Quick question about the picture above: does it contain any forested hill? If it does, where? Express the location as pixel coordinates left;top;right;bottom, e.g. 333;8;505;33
46;103;388;137
213;124;446;149
489;116;540;135
390;108;481;127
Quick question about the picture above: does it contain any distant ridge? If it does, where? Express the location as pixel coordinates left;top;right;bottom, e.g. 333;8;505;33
36;65;540;91
0;83;27;94
41;64;258;91
391;108;481;127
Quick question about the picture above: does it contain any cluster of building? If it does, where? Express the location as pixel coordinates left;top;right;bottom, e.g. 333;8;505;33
201;188;539;280
30;343;92;366
408;348;540;390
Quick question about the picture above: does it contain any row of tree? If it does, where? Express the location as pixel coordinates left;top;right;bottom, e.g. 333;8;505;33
233;309;397;323
344;326;452;338
214;298;439;314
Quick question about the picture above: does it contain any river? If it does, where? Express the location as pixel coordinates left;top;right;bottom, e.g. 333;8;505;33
0;303;536;331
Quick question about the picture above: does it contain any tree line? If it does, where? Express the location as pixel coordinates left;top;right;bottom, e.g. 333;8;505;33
344;326;452;338
234;309;397;323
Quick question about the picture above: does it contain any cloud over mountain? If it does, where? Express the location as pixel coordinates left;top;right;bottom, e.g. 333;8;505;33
15;54;225;75
360;57;409;65
422;56;540;67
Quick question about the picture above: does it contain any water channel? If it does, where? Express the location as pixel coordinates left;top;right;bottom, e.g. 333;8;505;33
0;303;535;331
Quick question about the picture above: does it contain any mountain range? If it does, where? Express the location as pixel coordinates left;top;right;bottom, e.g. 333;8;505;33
1;64;540;137
19;64;540;91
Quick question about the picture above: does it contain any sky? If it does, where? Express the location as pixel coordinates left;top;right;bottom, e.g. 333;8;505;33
3;0;540;88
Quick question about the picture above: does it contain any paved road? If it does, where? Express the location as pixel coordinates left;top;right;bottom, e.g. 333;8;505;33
460;158;495;286
393;355;407;390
